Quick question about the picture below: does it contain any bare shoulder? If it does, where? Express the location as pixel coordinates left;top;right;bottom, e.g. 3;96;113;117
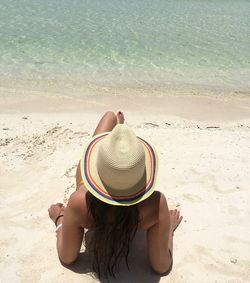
139;190;168;209
68;188;86;209
67;187;90;227
137;191;169;230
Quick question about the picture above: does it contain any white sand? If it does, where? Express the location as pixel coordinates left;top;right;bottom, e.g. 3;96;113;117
0;94;250;283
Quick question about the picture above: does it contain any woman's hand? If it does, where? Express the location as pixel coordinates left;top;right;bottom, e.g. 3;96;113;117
169;209;183;233
48;203;65;224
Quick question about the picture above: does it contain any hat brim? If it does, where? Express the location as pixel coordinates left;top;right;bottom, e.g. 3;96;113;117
80;131;158;206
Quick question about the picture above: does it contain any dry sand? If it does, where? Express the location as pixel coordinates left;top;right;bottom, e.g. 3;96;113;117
0;93;250;283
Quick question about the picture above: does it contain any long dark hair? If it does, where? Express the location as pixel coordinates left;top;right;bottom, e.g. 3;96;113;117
86;192;140;279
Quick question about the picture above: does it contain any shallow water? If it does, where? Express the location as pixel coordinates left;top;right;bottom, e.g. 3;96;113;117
0;0;249;96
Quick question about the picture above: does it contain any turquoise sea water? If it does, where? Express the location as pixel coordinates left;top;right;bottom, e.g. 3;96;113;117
0;0;249;96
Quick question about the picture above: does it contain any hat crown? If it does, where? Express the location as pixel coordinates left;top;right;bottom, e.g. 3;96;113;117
97;124;145;191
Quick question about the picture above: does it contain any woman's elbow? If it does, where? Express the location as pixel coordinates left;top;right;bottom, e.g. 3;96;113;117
58;250;78;265
57;242;79;266
58;253;78;266
152;261;173;275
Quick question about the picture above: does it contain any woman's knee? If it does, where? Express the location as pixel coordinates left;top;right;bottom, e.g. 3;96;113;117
103;111;116;120
101;111;117;125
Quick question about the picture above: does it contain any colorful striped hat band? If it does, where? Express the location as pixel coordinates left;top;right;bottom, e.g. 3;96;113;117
80;124;158;206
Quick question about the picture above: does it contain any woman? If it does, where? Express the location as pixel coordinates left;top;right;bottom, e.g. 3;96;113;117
48;111;182;279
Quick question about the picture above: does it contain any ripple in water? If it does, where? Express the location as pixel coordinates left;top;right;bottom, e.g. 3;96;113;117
0;0;249;95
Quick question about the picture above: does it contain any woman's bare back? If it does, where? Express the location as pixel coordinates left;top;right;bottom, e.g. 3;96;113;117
75;185;163;231
71;185;178;274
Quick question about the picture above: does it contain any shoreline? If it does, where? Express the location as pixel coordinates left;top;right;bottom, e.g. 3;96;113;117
1;90;250;122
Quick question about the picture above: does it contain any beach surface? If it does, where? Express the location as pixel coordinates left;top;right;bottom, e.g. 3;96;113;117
0;93;250;283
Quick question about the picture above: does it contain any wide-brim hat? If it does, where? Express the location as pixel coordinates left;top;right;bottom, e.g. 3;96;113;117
80;124;158;206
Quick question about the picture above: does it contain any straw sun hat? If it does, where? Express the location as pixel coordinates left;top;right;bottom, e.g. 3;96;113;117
80;124;158;206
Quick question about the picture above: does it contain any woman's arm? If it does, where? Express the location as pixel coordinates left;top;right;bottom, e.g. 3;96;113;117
49;191;85;265
147;193;182;274
76;161;84;190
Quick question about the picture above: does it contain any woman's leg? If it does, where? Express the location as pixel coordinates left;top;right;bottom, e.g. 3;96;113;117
92;111;123;136
75;111;124;189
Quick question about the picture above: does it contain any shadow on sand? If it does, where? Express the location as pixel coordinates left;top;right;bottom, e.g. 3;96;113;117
64;231;162;283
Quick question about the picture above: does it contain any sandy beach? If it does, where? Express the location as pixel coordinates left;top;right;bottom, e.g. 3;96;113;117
0;93;250;283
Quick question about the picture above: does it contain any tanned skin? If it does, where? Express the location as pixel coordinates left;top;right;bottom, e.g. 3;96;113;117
49;111;182;274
